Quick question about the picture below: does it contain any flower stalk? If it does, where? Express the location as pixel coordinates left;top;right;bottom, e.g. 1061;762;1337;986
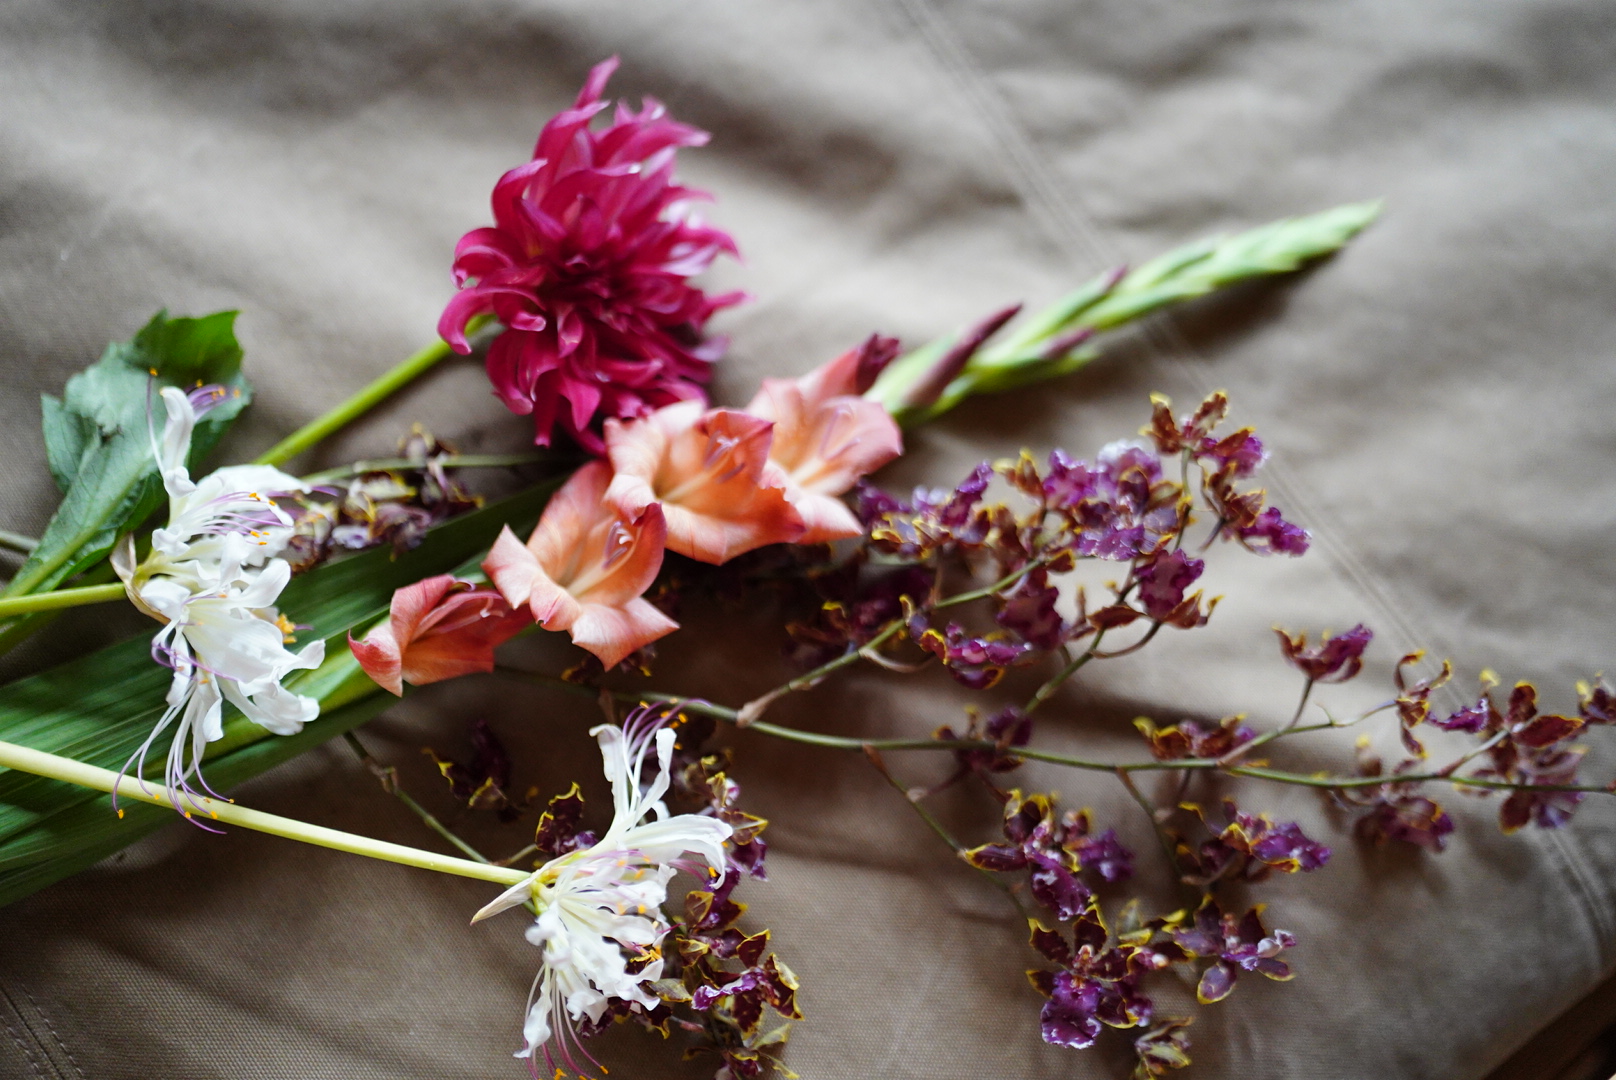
0;738;527;886
255;316;492;469
0;582;127;619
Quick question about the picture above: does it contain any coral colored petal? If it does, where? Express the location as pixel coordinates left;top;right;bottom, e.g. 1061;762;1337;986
484;526;541;608
569;597;678;669
397;606;532;687
575;502;668;609
789;490;864;545
350;624;405;696
529;462;614;571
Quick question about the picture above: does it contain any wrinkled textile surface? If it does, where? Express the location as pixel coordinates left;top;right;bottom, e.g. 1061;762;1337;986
1;3;1614;1078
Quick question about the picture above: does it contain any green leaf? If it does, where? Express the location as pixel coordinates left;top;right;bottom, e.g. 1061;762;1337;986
40;394;95;493
884;201;1382;426
5;310;252;598
0;481;556;907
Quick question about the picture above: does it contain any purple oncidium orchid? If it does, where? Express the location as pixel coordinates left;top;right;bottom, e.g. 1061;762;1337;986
112;386;323;819
439;57;744;453
1170;899;1298;1005
471;708;732;1076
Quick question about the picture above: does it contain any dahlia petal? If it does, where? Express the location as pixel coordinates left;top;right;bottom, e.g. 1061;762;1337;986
438;288;497;353
441;57;739;449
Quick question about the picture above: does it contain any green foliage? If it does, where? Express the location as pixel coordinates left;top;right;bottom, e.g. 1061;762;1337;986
0;482;555;907
877;201;1382;425
8;311;252;598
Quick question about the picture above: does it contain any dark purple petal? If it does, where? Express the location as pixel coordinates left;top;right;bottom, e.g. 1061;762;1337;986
1135;549;1205;621
1028;854;1092;923
1196;962;1237;1004
1238;506;1310;556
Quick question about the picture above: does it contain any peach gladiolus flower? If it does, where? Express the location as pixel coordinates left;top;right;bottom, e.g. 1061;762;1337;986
603;400;804;564
745;341;904;543
351;575;531;695
484;461;676;668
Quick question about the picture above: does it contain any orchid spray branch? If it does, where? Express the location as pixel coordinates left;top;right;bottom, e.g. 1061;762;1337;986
0;739;526;887
496;671;1616;802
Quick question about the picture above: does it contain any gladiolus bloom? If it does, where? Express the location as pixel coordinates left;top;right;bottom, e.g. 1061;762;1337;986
745;340;904;543
603;400;804;564
438;56;743;452
351;575;532;695
484;461;676;668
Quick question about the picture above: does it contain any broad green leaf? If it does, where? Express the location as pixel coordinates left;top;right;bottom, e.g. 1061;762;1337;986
877;201;1382;425
0;481;556;906
40;394;95;493
6;311;252;598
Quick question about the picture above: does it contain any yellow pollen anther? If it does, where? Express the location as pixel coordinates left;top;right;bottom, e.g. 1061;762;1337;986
116;808;125;819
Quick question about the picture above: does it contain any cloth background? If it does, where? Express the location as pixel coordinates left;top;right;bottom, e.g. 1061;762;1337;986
1;2;1613;1078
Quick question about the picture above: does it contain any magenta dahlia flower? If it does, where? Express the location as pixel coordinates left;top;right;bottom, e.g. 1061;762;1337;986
438;57;743;452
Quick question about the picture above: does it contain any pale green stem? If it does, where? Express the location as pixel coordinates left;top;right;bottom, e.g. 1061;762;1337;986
301;451;554;486
0;739;527;887
0;582;127;619
255;317;494;469
0;530;39;556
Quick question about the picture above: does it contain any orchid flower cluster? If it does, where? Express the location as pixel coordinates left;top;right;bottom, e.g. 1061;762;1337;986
8;54;1609;1080
110;385;324;813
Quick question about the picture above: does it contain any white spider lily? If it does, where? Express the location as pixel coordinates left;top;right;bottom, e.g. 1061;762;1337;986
126;562;324;812
473;717;732;1072
115;386;305;601
114;383;322;814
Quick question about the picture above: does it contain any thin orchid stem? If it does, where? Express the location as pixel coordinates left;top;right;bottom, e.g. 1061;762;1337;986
493;679;1616;798
1115;768;1184;881
1024;631;1106;715
342;733;492;865
0;739;527;887
0;530;38;556
0;582;127;619
731;558;1056;725
301;451;555;486
255;317;494;469
864;746;1030;918
1221;678;1314;767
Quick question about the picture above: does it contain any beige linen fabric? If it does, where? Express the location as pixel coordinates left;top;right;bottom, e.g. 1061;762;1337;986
1;2;1614;1078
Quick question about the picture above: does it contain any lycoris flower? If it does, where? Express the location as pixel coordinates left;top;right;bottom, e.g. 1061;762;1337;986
745;337;904;543
472;710;732;1073
116;386;306;603
603;400;804;564
128;562;325;812
114;385;323;814
350;575;532;695
484;460;677;667
439;56;743;452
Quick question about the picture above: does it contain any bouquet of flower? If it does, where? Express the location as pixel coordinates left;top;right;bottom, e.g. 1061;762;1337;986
2;58;1606;1079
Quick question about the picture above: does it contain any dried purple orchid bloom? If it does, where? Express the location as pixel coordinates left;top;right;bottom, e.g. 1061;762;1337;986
1335;740;1456;852
1026;899;1184;1050
1275;623;1373;683
1170;898;1297;1004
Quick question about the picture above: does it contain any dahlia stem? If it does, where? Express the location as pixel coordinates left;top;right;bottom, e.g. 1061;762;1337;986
255;316;495;469
0;739;528;887
0;582;127;619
